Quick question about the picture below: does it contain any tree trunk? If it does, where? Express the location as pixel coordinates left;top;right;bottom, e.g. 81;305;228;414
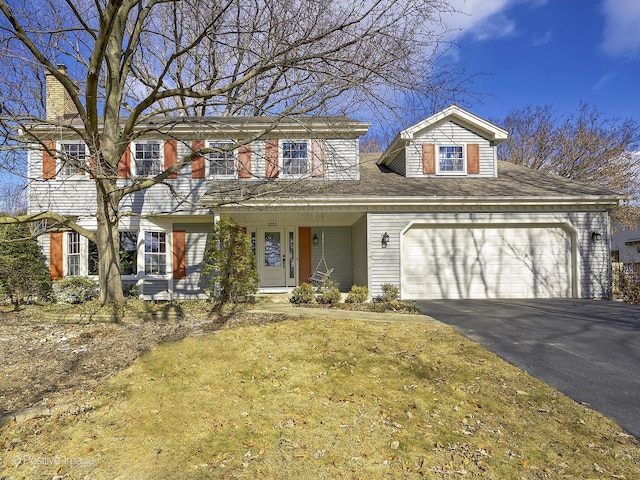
96;180;125;304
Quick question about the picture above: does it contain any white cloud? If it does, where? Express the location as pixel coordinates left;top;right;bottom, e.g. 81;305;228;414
593;72;616;91
443;0;545;42
532;30;552;46
601;0;640;57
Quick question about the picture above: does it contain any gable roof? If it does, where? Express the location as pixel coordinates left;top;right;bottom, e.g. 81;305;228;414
204;154;622;209
377;105;508;166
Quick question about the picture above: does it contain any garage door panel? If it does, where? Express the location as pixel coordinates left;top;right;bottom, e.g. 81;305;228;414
402;226;572;299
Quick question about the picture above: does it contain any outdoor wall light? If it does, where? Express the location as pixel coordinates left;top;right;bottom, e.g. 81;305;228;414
313;234;319;245
591;231;603;242
381;232;390;248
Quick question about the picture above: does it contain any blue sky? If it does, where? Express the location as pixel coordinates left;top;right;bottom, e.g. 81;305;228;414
443;0;640;125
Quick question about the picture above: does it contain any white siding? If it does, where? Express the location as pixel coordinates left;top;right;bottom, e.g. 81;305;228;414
368;211;612;300
405;120;495;178
310;226;352;290
27;137;359;217
386;150;406;176
173;224;211;299
351;215;368;287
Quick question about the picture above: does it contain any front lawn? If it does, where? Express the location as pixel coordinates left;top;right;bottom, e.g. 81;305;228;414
2;317;639;479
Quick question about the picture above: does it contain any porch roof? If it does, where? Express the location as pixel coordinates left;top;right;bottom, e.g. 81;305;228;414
203;154;622;208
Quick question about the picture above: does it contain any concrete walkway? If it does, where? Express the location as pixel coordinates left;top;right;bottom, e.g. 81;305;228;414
249;299;441;325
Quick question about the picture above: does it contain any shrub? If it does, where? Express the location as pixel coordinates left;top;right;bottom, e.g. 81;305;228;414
290;283;316;304
617;273;640;304
0;221;52;310
54;276;99;304
201;218;259;303
345;285;369;304
318;286;341;304
379;283;399;302
123;283;140;298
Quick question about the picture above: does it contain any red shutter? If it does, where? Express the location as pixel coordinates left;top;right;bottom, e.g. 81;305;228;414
311;139;325;177
238;144;252;179
173;230;186;280
467;143;480;174
265;139;279;178
117;145;131;178
422;143;436;174
50;232;63;280
42;140;56;180
164;139;178;178
192;140;205;179
298;227;312;283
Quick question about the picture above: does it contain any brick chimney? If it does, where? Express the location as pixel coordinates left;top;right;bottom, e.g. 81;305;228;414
45;64;77;121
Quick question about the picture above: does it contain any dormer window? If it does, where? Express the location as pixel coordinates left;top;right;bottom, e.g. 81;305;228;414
438;146;465;174
60;142;87;176
282;141;309;175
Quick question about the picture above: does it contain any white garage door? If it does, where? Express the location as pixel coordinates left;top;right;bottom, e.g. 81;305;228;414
402;225;573;299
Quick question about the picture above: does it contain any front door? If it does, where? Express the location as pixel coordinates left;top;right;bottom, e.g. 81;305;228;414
260;229;287;287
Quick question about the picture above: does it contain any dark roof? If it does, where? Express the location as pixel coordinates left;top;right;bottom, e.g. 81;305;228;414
204;153;621;206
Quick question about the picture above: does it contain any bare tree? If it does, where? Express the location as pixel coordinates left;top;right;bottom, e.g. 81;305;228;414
0;0;464;304
498;104;640;227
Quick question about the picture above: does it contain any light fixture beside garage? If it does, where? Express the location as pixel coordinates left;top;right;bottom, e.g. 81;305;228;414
591;231;603;242
381;232;390;248
313;234;319;245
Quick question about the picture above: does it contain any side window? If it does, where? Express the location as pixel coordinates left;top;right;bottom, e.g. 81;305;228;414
60;142;87;176
144;231;166;275
88;231;138;276
67;231;81;276
120;232;139;276
282;141;309;175
438;146;465;174
133;142;163;176
88;240;99;275
208;141;236;177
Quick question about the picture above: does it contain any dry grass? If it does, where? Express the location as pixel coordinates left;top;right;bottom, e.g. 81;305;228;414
2;317;639;479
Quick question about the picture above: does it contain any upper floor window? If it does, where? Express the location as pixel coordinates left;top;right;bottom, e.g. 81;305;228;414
60;142;87;176
144;231;166;275
133;141;163;176
282;141;309;175
438;146;465;174
208;141;236;177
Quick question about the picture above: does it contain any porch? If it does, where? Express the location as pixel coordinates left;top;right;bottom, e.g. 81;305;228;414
225;212;368;292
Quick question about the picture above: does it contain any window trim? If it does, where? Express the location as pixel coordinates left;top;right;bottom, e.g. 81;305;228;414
280;140;311;177
144;230;168;277
207;141;237;178
58;141;88;177
436;144;467;176
131;140;164;177
66;231;82;276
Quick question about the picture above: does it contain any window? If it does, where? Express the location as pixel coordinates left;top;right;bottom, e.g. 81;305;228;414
67;231;81;276
282;141;308;175
88;240;99;275
208;141;235;176
60;142;86;176
438;146;464;173
88;231;138;276
134;142;162;176
120;232;138;276
144;231;166;275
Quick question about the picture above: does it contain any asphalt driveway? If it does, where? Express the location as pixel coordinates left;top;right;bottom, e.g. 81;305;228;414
414;299;640;438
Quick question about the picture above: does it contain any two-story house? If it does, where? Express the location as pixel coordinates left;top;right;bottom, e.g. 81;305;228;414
28;91;621;300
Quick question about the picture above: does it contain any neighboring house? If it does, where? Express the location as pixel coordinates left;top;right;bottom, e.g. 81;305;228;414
28;96;621;300
611;153;640;265
611;224;640;264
